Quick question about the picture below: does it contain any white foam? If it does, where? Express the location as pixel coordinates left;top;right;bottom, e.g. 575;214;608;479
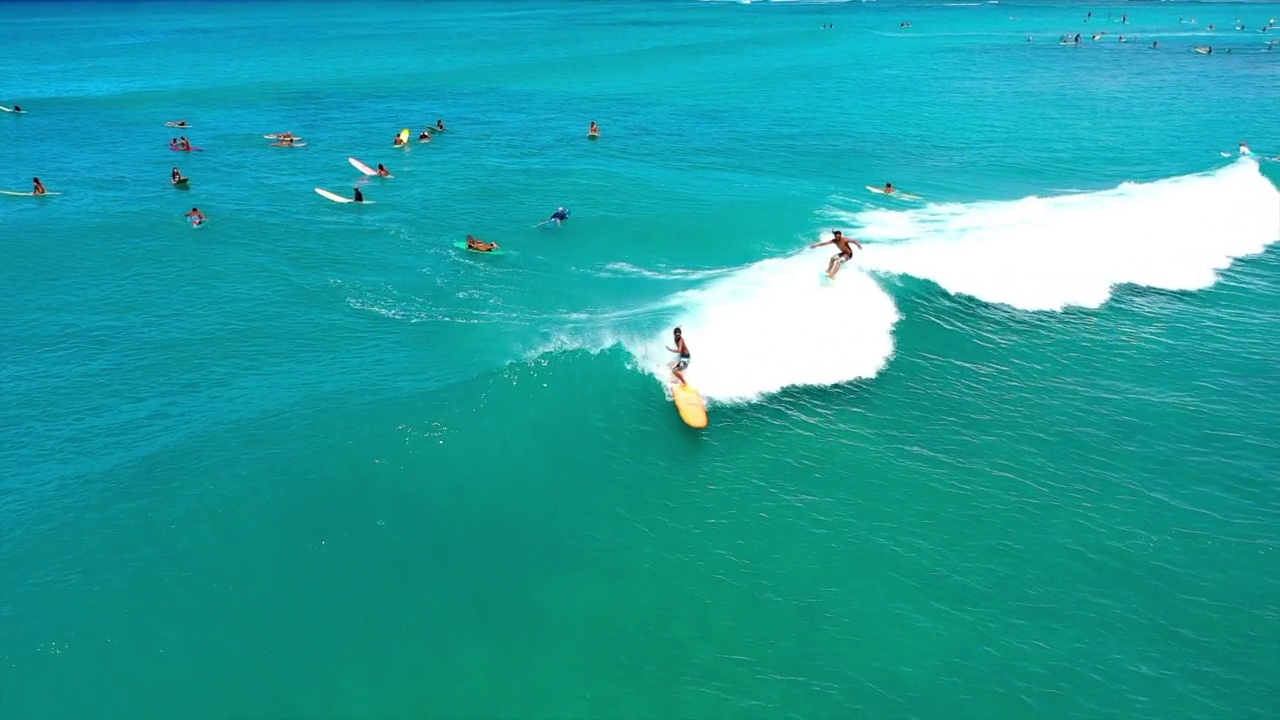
622;251;900;403
837;159;1280;312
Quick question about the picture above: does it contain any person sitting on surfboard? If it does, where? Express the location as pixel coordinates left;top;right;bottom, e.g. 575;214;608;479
377;163;391;177
666;327;691;386
589;121;600;137
884;182;896;195
170;167;187;184
178;136;192;150
435;119;446;132
353;187;365;203
185;207;205;225
811;230;863;280
393;133;406;147
466;235;499;253
272;136;296;147
548;207;570;225
32;177;46;196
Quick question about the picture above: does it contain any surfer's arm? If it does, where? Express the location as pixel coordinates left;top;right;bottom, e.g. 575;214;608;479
850;238;863;249
810;240;832;249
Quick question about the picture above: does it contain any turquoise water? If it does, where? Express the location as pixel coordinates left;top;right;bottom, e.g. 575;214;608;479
3;0;1279;717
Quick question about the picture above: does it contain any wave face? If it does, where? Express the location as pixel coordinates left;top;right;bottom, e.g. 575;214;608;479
833;159;1280;312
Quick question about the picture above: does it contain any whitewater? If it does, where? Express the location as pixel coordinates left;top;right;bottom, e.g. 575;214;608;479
622;159;1280;402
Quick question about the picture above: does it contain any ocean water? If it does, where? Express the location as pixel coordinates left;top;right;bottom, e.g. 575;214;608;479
2;0;1279;717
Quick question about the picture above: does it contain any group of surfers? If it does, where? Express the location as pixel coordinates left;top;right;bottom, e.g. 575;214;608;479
390;120;447;147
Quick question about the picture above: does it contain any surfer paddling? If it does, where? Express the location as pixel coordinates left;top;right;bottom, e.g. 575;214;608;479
811;230;863;280
465;234;499;253
418;129;431;142
666;327;691;386
185;207;206;226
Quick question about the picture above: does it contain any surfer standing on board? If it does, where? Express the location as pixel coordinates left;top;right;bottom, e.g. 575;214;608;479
811;230;863;280
667;327;691;386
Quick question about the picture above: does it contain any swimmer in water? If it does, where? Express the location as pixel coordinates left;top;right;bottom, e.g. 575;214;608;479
185;207;205;225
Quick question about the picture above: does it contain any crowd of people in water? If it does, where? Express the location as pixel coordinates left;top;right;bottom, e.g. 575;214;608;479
1032;10;1278;52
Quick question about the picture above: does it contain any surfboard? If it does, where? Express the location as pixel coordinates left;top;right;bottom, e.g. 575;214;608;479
672;384;708;429
348;157;377;176
314;187;373;204
453;240;505;255
0;106;27;114
172;177;190;186
271;141;307;147
396;128;410;146
169;146;203;152
165;122;191;128
1;190;60;196
588;133;600;140
263;133;300;140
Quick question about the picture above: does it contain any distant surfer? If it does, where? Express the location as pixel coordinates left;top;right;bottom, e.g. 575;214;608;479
546;207;570;225
1151;41;1159;49
418;129;431;142
883;182;896;195
171;167;187;184
13;105;22;112
588;121;600;137
435;119;446;132
170;119;189;128
1239;141;1252;156
666;327;691;386
810;230;863;280
353;187;365;203
465;234;499;253
175;136;192;150
393;133;406;147
377;163;391;176
272;136;297;147
185;207;205;226
32;177;46;196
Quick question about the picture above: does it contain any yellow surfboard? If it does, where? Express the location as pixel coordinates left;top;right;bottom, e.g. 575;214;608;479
396;128;410;146
672;384;708;429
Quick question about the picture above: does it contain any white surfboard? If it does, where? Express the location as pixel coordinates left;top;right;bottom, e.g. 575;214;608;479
1;190;60;196
1;106;27;114
348;157;377;176
866;185;922;201
315;187;373;204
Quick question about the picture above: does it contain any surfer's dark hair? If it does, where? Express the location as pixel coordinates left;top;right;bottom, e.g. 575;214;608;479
674;327;682;335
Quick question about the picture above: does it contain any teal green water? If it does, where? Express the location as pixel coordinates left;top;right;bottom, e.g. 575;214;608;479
3;1;1279;718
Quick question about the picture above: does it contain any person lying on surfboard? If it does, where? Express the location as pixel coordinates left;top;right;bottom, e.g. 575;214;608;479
465;235;499;253
811;230;863;280
666;327;691;386
418;130;431;142
271;136;297;147
377;163;391;177
32;177;47;195
185;207;205;225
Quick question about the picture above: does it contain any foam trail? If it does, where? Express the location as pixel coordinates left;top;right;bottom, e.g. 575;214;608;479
838;159;1280;312
624;252;899;403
